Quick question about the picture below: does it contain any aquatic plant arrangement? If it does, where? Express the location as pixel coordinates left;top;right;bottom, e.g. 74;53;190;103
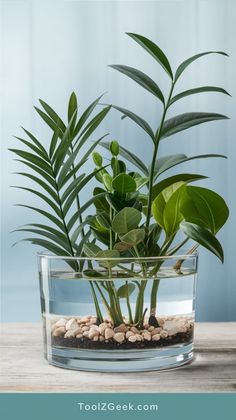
11;33;229;370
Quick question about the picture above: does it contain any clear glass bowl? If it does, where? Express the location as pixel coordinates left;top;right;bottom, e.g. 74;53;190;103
38;252;197;372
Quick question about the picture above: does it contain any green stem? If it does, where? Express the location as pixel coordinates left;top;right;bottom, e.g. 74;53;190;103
145;81;175;230
126;281;133;324
89;281;103;322
70;144;85;239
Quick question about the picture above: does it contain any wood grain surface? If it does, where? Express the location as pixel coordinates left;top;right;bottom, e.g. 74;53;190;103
0;323;235;393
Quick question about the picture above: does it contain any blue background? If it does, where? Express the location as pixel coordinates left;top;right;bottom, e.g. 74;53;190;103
1;0;235;322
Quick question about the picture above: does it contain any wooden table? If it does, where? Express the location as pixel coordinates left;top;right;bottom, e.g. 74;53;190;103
0;323;235;393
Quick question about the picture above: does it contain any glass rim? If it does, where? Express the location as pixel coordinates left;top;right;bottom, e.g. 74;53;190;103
37;249;198;261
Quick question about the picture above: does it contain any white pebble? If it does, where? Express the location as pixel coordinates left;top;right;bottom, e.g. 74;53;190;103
65;318;78;331
135;334;143;341
160;330;169;339
128;335;137;343
152;333;161;341
126;331;134;339
88;329;99;339
55;318;67;327
130;326;139;333
114;323;128;333
105;328;114;339
142;331;151;341
53;327;66;337
113;332;125;343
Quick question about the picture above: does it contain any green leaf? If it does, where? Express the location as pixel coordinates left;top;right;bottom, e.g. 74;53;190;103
67;193;105;231
74;106;111;150
96;212;111;230
132;173;149;190
113;242;133;252
154;153;227;178
15;173;59;203
117;282;136;298
63;167;107;215
49;127;60;159
82;269;105;279
83;242;102;257
101;142;149;176
13;237;72;257
112;207;142;234
152;173;207;200
126;32;173;79
169;86;231;106
111;106;155;141
102;173;113;192
15;205;65;233
152;183;184;234
9;149;53;175
12;186;61;217
180;186;229;234
21;127;49;156
112;173;137;193
73;93;105;137
14;228;72;253
180;221;224;262
68;92;78;122
34;107;64;138
93;187;110;213
13;159;57;189
110;65;165;104
38;99;66;133
175;51;229;82
120;228;145;245
96;250;120;268
161;112;229;139
163;185;185;236
14;136;49;161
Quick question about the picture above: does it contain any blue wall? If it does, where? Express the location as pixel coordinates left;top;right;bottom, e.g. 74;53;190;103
1;0;235;322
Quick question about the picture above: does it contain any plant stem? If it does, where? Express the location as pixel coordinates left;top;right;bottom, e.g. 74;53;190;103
70;144;85;239
125;281;133;324
145;82;175;230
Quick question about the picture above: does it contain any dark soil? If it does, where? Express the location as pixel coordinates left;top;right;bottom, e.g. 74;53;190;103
51;326;193;350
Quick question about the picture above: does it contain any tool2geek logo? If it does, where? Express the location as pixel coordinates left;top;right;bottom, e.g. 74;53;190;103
76;401;159;413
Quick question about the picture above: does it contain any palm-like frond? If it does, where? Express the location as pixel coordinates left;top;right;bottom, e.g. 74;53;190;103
11;92;111;262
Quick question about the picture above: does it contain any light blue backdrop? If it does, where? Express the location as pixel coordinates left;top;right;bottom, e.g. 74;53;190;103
1;0;235;322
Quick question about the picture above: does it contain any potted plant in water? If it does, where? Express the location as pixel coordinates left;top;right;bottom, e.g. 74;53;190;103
11;33;230;372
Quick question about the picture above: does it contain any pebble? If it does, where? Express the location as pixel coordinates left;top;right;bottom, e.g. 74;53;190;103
160;330;169;339
93;335;99;341
114;323;128;333
104;328;114;340
152;333;161;341
135;334;143;341
51;315;192;345
98;323;108;335
82;326;89;332
113;333;125;343
128;335;137;343
130;326;139;333
64;330;76;338
151;327;162;336
126;331;134;339
55;318;67;327
88;329;99;339
142;331;151;341
53;327;66;337
65;318;78;331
